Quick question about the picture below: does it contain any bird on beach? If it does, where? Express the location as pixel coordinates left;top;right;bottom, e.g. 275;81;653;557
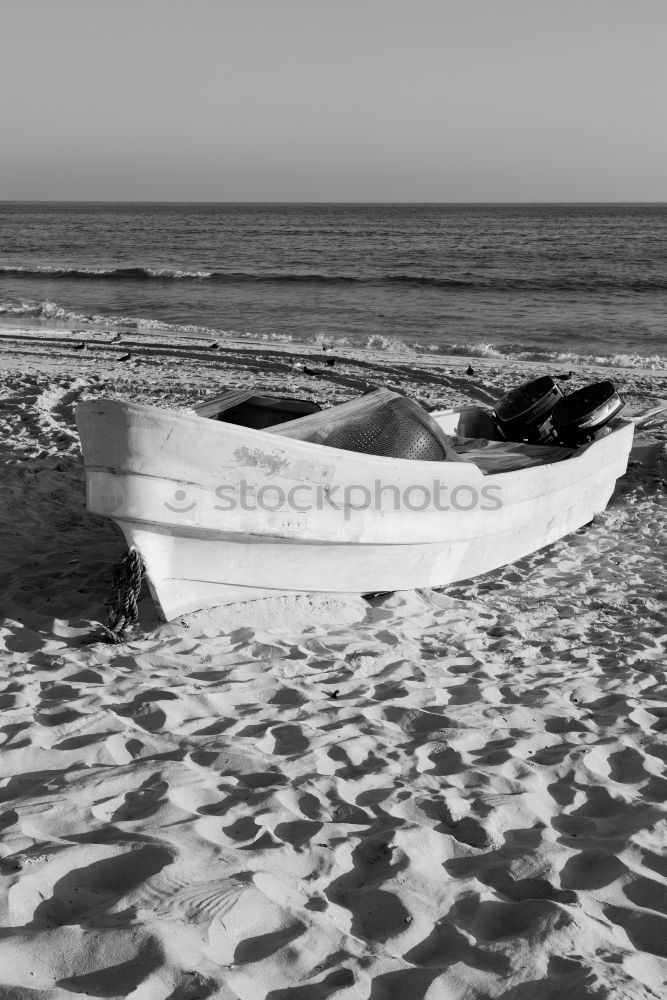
556;370;574;381
209;341;219;350
73;342;86;351
466;365;475;376
118;351;132;362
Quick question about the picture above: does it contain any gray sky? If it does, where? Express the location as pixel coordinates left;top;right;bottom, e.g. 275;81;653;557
2;0;666;201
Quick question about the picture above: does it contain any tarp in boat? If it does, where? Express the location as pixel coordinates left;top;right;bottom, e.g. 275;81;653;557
451;436;575;474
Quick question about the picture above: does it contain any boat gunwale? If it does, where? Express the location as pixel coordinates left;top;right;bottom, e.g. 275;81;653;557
75;398;634;482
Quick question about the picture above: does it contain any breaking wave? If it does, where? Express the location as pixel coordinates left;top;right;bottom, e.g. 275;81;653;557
3;263;667;292
0;265;214;280
1;297;665;370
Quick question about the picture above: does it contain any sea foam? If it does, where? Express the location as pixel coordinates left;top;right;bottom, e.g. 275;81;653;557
1;297;666;370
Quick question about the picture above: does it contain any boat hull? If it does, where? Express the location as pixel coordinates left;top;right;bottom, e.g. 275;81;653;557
76;399;634;621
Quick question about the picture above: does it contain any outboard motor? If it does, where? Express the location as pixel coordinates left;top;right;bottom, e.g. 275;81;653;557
551;381;624;445
493;376;563;444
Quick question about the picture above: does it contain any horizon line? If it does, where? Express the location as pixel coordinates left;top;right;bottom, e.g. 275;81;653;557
1;199;667;207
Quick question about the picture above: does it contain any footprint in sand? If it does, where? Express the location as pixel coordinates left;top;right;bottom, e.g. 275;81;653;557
26;844;174;927
324;835;413;944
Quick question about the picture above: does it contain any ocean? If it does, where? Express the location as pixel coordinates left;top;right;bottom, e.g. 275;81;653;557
1;202;666;368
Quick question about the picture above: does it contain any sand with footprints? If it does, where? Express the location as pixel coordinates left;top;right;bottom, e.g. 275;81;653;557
0;327;666;999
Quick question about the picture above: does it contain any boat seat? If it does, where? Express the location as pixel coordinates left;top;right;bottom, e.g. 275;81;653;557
267;389;460;461
451;436;575;474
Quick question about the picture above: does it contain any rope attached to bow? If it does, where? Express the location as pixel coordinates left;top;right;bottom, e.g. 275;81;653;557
85;548;145;644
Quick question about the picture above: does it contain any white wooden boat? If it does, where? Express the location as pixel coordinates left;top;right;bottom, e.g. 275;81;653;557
75;390;634;621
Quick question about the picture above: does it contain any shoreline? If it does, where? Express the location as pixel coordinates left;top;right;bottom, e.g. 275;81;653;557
2;320;667;375
2;323;667;387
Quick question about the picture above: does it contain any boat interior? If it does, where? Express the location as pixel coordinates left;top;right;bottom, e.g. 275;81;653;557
193;387;614;475
193;389;321;429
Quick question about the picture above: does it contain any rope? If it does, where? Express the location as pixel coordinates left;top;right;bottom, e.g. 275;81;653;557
84;548;145;644
107;549;144;633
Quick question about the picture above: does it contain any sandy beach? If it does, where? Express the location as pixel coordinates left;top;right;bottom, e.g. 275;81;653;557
1;327;666;999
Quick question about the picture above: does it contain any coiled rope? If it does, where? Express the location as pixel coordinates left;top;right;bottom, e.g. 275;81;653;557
85;548;145;644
